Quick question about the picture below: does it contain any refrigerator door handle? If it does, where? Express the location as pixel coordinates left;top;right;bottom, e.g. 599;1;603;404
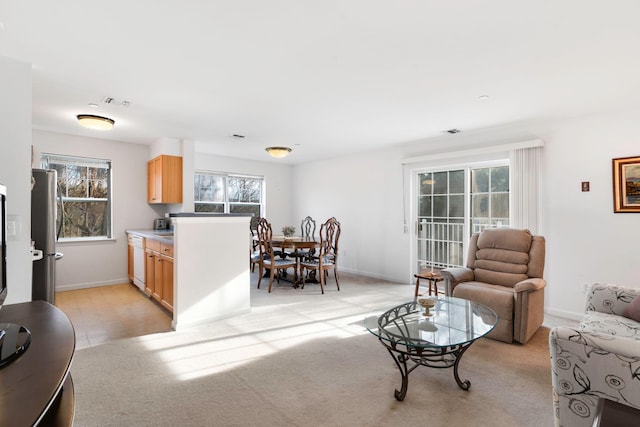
31;249;43;261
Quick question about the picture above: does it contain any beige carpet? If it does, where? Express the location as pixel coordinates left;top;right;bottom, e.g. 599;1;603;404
71;273;554;426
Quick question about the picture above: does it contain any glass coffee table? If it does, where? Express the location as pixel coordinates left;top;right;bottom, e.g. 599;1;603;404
365;296;497;401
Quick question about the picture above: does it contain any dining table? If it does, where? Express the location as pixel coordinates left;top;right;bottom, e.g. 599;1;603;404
271;235;319;252
270;235;320;286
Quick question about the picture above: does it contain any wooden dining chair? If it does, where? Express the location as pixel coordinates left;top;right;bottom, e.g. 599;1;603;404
301;216;316;239
249;227;261;273
256;218;298;292
285;216;317;261
300;217;340;294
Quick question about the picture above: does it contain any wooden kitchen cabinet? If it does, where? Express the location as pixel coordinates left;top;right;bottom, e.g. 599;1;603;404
145;247;156;298
147;154;183;204
144;238;174;313
160;254;174;312
154;254;163;302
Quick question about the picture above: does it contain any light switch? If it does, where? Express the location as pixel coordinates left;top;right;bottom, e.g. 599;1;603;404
7;215;21;240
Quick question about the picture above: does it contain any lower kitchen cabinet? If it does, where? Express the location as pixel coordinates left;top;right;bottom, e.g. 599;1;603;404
144;239;174;313
145;247;157;298
160;254;174;311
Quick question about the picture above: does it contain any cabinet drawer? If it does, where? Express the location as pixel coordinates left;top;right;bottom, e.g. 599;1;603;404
160;242;174;258
145;239;161;252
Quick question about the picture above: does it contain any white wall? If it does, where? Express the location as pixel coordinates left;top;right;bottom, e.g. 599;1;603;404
195;153;294;231
292;109;640;319
292;151;408;282
0;56;32;304
539;109;640;318
32;130;159;290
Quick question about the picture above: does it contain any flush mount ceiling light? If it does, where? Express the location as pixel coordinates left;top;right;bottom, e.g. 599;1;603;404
265;146;292;158
76;114;115;130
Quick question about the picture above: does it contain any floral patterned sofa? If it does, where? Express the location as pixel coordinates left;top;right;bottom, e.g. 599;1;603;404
549;283;640;426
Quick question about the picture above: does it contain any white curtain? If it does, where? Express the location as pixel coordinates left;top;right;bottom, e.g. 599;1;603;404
510;146;541;234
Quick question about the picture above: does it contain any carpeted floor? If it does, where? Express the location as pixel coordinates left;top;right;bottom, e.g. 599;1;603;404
71;273;554;426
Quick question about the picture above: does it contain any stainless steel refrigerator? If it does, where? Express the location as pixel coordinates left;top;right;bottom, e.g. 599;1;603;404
31;169;63;304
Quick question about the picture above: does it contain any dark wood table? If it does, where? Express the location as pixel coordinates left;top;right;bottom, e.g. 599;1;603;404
271;235;319;252
414;271;444;297
271;235;320;285
0;301;75;426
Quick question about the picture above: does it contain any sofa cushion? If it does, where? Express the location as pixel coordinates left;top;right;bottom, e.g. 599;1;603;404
623;295;640;322
581;310;640;339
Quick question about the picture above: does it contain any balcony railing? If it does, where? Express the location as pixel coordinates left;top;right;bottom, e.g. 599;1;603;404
416;218;508;271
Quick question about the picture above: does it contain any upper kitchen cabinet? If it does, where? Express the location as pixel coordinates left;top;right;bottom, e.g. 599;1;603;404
147;155;183;204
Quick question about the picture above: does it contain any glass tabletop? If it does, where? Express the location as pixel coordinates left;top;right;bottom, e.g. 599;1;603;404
364;297;497;349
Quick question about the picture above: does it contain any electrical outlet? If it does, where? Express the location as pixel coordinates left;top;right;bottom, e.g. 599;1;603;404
582;283;591;293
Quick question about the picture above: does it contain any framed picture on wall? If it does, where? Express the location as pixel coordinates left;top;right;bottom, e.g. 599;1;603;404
613;155;640;213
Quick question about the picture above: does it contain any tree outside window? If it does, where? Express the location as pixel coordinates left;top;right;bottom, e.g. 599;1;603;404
470;166;509;233
195;172;263;218
41;154;112;240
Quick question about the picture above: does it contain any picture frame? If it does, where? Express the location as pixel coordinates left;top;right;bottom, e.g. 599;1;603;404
612;155;640;213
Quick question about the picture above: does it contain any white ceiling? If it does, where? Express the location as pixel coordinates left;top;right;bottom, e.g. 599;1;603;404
2;1;640;164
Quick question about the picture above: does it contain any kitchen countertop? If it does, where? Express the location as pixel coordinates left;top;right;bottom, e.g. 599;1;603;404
126;229;174;244
168;213;252;217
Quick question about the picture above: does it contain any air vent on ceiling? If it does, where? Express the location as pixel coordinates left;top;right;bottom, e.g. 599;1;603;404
101;96;130;107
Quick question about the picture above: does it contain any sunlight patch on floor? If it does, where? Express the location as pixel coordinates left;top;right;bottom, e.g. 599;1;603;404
138;311;372;381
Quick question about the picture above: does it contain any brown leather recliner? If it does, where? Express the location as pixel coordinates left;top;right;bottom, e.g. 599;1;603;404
440;228;546;344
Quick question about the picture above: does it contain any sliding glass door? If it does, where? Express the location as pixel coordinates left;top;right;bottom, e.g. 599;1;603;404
414;163;509;274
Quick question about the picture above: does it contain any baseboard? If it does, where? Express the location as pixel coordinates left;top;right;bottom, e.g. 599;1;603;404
339;267;408;285
55;278;131;292
545;307;582;322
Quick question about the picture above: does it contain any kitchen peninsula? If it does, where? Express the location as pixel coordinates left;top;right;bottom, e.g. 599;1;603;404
128;213;252;330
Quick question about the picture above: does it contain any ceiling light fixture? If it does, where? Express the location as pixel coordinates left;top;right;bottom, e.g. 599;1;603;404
77;114;115;130
265;146;292;158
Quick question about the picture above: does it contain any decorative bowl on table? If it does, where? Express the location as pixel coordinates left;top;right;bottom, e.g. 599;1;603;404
282;226;296;238
417;297;437;317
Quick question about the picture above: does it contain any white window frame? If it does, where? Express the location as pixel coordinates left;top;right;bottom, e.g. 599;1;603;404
41;153;113;242
194;171;264;217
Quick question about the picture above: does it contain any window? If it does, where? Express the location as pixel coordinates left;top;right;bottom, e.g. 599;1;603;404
194;172;263;217
41;154;112;240
470;165;509;233
415;163;509;270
